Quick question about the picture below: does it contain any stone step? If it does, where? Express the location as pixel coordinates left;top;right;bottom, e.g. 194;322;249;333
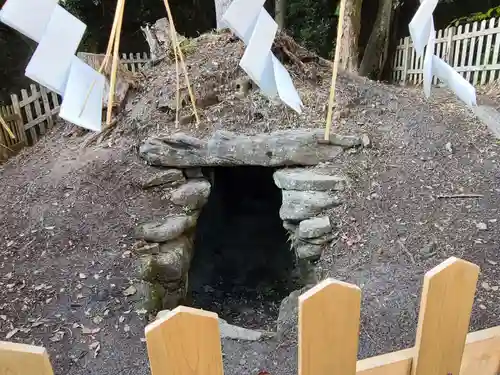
274;168;348;191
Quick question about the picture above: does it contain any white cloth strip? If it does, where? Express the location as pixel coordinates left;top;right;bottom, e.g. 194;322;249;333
409;0;476;107
59;56;105;132
223;0;303;113
25;5;86;96
0;0;59;43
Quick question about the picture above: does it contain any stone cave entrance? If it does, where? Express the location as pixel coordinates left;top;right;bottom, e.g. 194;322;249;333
188;166;298;329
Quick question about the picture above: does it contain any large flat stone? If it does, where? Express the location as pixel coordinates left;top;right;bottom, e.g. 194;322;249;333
274;168;348;191
141;168;185;189
139;129;353;167
170;179;211;209
135;215;197;242
280;191;341;221
298;216;331;239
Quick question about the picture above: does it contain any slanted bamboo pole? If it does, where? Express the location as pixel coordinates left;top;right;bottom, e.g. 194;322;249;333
162;0;200;125
324;0;347;142
106;0;126;126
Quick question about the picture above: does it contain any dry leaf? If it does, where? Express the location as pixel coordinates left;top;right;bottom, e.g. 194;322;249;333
82;326;101;335
119;316;125;323
124;324;130;332
135;308;148;315
31;321;44;328
123;285;137;296
93;316;103;325
79;273;87;279
89;341;101;358
6;328;19;339
0;315;6;321
19;327;31;333
50;331;65;342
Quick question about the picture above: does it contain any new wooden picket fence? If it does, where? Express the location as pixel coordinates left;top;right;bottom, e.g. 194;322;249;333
0;52;151;163
2;256;500;375
392;17;500;86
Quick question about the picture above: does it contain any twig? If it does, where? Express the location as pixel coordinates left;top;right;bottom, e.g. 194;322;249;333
437;194;484;199
397;239;416;265
0;143;14;152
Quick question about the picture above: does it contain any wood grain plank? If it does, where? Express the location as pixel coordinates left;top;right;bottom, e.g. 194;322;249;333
145;306;223;375
299;279;361;375
412;257;479;375
0;341;54;375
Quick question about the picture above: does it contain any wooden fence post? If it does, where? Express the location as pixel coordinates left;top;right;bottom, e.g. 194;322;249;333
299;279;361;375
402;37;411;85
412;257;479;375
145;306;223;375
445;26;456;65
10;93;27;146
30;84;46;135
0;341;54;375
39;85;54;129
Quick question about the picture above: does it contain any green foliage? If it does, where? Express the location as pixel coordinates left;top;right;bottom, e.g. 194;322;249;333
448;6;500;27
62;0;215;52
285;0;339;58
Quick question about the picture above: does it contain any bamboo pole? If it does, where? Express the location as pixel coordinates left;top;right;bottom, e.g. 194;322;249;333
106;0;125;126
169;21;181;127
78;0;122;118
162;0;200;125
324;0;347;141
0;114;15;140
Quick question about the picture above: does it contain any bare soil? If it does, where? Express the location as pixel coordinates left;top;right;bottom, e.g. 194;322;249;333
1;30;500;375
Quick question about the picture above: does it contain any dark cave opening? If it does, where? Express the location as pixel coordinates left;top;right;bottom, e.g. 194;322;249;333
188;166;298;329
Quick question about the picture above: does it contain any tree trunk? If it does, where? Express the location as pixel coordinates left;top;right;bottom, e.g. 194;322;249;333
339;0;362;72
275;0;287;29
359;0;394;79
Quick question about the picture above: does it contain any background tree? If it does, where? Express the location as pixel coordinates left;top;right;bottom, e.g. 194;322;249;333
338;0;362;72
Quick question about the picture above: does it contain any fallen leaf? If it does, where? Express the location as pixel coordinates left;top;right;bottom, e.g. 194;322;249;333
119;316;125;323
82;326;101;335
123;285;137;297
93;316;103;325
6;328;19;339
89;341;101;358
124;324;130;332
0;315;6;321
31;321;44;328
135;308;148;315
4;272;12;280
79;273;87;279
19;327;31;333
50;331;65;342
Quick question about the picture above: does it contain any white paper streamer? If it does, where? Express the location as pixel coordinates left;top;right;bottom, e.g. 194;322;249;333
409;0;476;107
222;0;303;113
0;0;104;131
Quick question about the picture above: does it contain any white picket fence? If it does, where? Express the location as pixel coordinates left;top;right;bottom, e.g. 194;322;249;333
392;17;500;86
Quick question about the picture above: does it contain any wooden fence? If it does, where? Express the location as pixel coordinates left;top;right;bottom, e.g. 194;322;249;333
392;17;500;86
2;256;500;375
121;52;151;73
0;52;150;163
